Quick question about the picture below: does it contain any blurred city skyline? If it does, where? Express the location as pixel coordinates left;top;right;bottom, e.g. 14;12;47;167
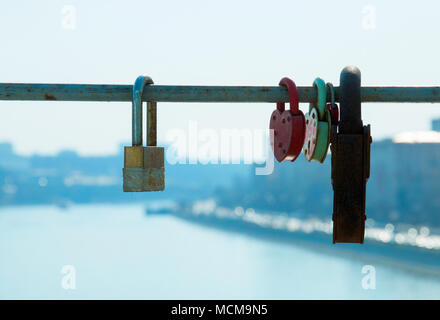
0;116;439;159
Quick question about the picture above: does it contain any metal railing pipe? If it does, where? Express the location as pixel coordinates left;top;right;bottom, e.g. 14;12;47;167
0;83;440;103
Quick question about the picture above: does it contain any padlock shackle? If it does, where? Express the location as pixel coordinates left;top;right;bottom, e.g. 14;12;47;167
132;75;154;146
276;77;299;114
326;82;335;106
147;101;157;146
339;66;362;134
311;78;327;119
326;82;339;126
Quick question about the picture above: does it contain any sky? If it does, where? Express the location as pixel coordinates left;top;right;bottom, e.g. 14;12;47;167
0;0;439;156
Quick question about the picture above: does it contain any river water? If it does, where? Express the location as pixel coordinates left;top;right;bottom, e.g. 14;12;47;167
0;203;439;299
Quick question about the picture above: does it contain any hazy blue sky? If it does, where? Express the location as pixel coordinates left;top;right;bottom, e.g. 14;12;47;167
0;0;439;156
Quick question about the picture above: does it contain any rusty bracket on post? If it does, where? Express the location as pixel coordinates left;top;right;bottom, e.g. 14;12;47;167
331;66;372;244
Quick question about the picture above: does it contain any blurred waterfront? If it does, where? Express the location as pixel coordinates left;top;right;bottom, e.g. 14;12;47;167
1;203;440;299
1;121;440;299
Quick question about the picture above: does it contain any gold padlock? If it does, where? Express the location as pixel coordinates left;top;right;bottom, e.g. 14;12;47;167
123;76;165;192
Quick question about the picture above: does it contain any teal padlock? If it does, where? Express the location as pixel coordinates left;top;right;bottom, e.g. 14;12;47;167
303;77;331;163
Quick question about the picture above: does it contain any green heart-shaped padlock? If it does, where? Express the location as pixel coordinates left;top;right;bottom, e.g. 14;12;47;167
303;78;332;163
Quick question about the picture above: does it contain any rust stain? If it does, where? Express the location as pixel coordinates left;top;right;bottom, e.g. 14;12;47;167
44;93;57;100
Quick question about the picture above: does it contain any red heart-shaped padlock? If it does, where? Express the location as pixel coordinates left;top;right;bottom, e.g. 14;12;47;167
269;77;305;162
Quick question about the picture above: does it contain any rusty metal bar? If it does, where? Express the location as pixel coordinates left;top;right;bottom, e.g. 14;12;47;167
0;83;440;103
